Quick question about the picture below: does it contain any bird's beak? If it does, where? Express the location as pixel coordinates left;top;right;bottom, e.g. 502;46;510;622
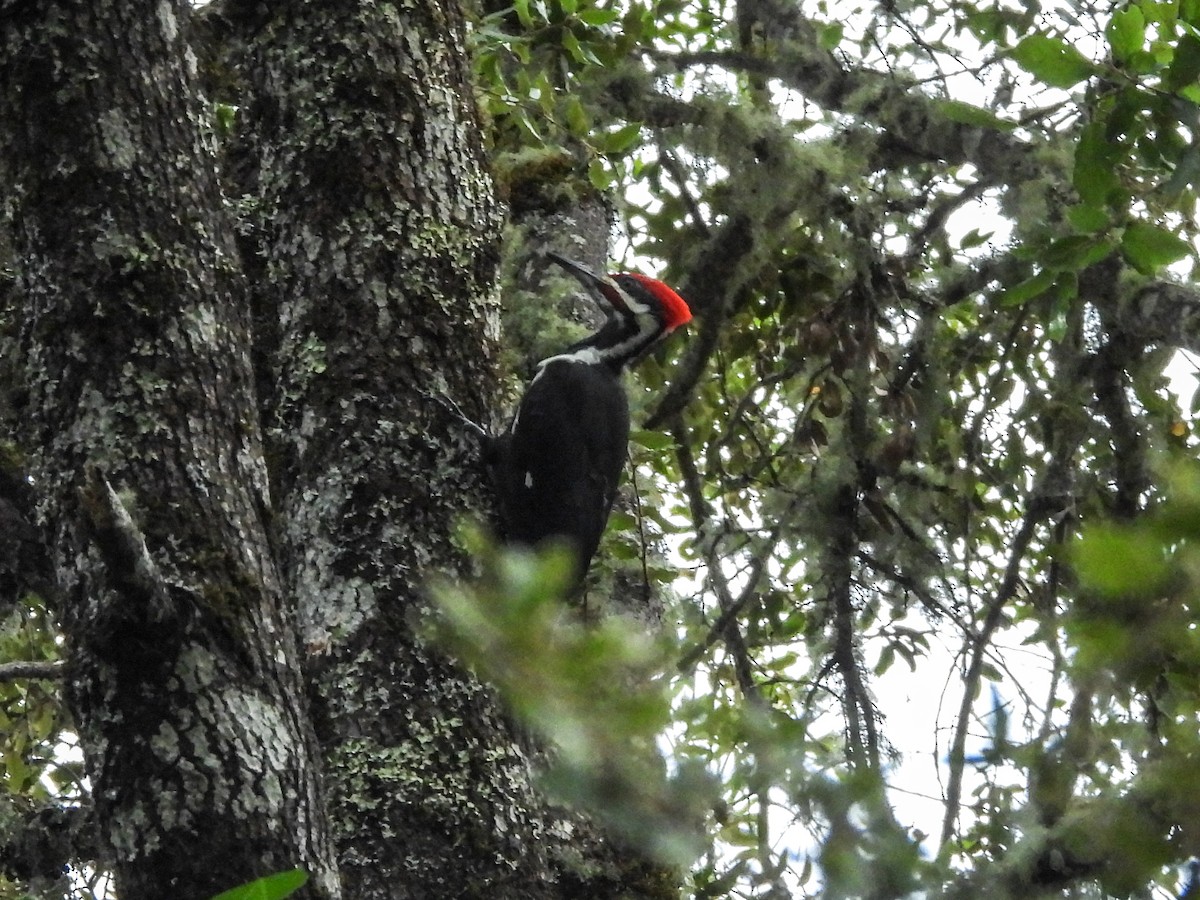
546;251;628;314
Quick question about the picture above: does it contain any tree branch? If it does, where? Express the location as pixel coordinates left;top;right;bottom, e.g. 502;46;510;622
656;0;1039;184
1118;280;1200;355
938;506;1042;851
938;335;1091;849
0;661;63;682
646;215;756;430
78;468;175;625
670;415;768;701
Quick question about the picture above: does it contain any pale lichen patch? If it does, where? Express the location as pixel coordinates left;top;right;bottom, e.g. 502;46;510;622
98;109;137;170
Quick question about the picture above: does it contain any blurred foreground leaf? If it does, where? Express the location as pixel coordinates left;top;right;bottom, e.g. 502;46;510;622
427;526;715;865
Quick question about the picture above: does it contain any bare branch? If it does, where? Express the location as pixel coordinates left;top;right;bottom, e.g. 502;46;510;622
938;506;1042;850
0;660;63;682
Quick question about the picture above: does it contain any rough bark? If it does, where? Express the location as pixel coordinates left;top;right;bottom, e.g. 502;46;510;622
215;3;562;896
0;1;335;896
2;0;686;895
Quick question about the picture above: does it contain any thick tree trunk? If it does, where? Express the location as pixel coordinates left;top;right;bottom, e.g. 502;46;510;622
217;3;561;896
0;1;336;897
2;0;675;896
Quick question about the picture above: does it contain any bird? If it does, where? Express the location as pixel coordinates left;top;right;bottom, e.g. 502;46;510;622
488;251;692;585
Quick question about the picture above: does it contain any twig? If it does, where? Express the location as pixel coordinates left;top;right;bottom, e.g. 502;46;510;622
938;511;1037;850
668;415;769;702
826;483;879;769
419;389;489;439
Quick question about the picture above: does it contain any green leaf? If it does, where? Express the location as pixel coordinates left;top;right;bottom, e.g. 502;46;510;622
874;645;895;676
1107;6;1146;63
1066;203;1111;233
1074;526;1171;596
595;122;642;155
563;95;590;137
514;110;544;143
214;102;237;137
819;23;844;50
1166;33;1200;92
587;158;612;191
630;429;674;451
1001;269;1056;306
561;28;601;65
1046;234;1118;273
959;228;993;248
1124;48;1162;76
210;870;309;900
1041;234;1106;271
576;6;618;26
1120;221;1192;273
1073;122;1121;206
933;99;1015;131
1013;34;1096;88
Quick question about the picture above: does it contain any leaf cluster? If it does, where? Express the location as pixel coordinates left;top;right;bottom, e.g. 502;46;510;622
467;0;1200;895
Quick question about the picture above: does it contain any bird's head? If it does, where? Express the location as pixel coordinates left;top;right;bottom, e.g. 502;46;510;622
546;251;692;342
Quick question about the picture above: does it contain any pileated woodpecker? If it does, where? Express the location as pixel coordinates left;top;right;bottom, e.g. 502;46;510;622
490;252;692;584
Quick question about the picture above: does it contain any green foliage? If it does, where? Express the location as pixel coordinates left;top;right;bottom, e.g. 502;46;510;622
996;6;1200;310
1121;220;1193;273
1073;461;1200;685
932;99;1016;131
469;0;1200;894
1108;6;1147;65
0;598;69;802
4;0;1200;896
213;102;237;138
1012;34;1097;88
1060;461;1200;893
429;527;715;866
470;0;669;192
209;869;308;900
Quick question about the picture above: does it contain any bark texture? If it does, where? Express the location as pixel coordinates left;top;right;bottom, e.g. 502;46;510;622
2;0;677;895
212;2;562;896
1;1;335;896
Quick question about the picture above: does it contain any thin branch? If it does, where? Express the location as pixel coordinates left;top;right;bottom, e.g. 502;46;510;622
0;660;64;682
646;215;756;430
705;544;764;706
903;179;994;264
654;141;711;239
826;483;879;769
652;3;1037;184
677;520;790;675
938;507;1041;851
669;415;779;704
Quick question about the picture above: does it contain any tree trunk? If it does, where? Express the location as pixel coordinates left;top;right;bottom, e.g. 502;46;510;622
213;3;561;895
0;1;336;896
1;0;675;896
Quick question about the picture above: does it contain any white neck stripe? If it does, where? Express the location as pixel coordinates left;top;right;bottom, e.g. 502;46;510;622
535;346;603;370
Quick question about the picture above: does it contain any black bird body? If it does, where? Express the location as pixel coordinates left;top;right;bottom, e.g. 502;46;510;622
492;358;629;577
491;253;691;583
